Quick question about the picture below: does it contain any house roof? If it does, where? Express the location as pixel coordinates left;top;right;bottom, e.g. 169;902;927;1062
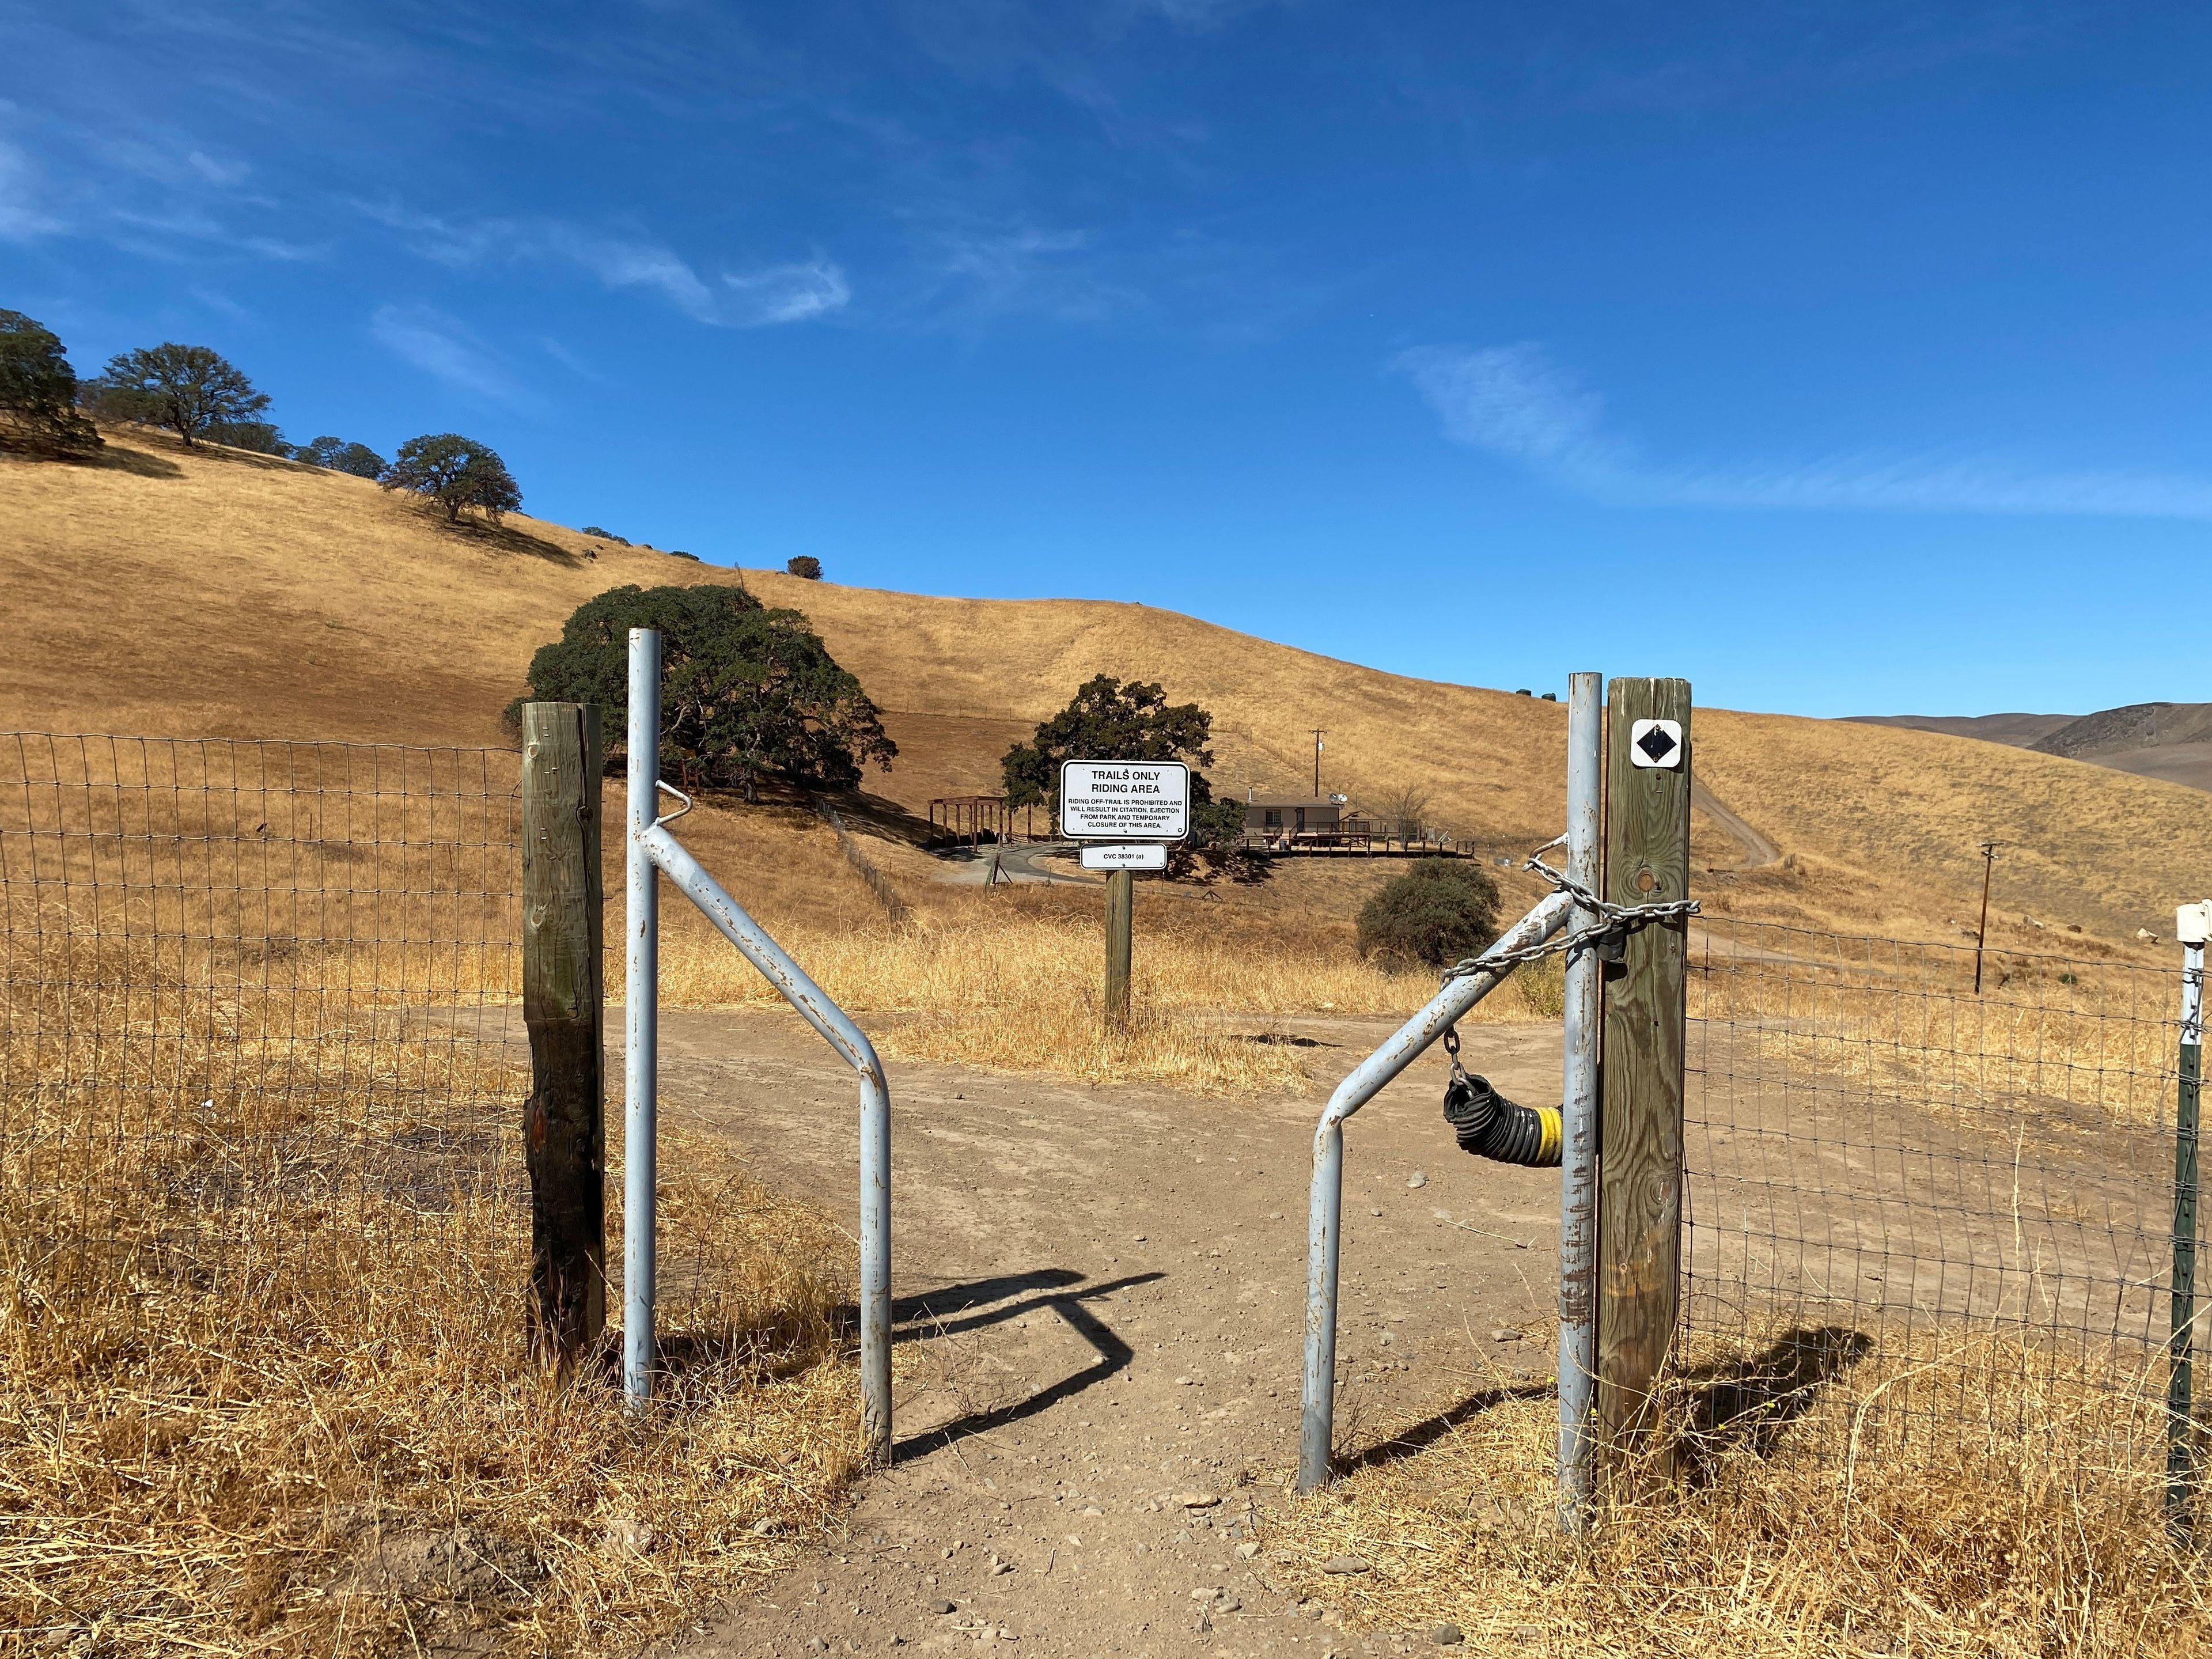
1245;796;1355;810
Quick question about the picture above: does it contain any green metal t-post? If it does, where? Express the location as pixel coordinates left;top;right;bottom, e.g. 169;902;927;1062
2172;902;2207;1544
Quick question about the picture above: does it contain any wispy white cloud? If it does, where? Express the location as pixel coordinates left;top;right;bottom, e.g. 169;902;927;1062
361;203;850;328
1117;0;1285;29
537;336;601;379
0;137;61;240
371;304;530;405
921;224;1145;323
722;256;850;325
544;226;719;319
187;284;251;320
1395;342;2212;521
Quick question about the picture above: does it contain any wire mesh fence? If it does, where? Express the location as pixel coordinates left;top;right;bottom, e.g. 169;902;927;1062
0;732;532;1338
1680;916;2194;1514
1;733;866;1657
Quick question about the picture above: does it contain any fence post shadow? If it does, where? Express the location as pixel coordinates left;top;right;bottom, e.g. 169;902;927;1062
1664;1324;1875;1483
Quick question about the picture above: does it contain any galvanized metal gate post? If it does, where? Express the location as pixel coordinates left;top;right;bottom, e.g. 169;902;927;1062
622;628;893;1461
1297;888;1574;1491
623;631;661;1406
1555;671;1603;1529
1297;672;1609;1505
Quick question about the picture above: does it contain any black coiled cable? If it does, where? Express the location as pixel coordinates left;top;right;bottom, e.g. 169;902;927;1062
1441;1028;1561;1168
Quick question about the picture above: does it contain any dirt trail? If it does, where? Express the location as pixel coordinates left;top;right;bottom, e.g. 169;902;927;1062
1690;779;1779;869
640;1006;1569;1659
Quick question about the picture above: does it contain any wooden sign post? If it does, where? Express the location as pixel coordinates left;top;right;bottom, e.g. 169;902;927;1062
1059;760;1188;1034
521;702;607;1366
1105;868;1135;1028
1597;677;1692;1486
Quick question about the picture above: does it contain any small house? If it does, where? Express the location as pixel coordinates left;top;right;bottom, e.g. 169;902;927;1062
1243;795;1371;845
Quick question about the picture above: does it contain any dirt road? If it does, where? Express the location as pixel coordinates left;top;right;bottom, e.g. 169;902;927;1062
643;1006;1570;1659
1689;780;1779;869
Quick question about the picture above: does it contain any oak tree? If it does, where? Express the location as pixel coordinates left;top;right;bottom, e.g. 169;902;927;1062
516;584;896;802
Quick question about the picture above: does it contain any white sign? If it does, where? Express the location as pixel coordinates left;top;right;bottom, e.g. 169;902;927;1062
1629;718;1685;770
1059;760;1190;840
2179;902;2211;946
1081;843;1169;872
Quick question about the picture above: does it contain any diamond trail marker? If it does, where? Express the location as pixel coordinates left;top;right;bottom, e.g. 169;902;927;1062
1629;718;1684;770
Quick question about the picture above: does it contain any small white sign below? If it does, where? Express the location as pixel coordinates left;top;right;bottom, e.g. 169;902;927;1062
1081;843;1169;872
1059;760;1190;840
1628;718;1685;770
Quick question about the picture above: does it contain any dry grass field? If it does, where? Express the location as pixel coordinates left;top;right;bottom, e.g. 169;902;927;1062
3;427;2206;947
1;952;868;1656
1262;1329;2210;1658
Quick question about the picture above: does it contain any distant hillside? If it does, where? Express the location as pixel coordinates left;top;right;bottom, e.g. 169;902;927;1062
1848;713;2076;747
4;426;2208;944
1851;704;2212;795
2030;702;2212;759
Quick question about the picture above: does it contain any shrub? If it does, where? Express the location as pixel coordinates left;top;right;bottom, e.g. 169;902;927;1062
787;555;823;579
296;435;387;477
1357;860;1502;970
204;418;290;454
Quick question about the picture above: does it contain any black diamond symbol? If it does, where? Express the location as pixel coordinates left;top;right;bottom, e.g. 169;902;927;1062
1637;725;1678;763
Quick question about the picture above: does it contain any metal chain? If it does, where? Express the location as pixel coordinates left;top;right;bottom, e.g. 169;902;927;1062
1439;834;1700;984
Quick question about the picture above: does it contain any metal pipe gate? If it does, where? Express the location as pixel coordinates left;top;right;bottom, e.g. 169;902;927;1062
1297;671;1606;1521
622;628;892;1461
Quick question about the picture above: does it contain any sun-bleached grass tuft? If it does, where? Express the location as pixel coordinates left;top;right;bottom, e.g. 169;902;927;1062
1261;1327;2211;1657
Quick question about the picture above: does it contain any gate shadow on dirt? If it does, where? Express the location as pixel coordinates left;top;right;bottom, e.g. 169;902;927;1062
1338;1380;1559;1476
888;1269;1166;1461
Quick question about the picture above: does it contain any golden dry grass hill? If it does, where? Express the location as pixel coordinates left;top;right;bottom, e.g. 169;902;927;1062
4;425;2206;946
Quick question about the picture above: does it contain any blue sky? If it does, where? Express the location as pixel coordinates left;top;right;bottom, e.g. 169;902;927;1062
5;2;2208;718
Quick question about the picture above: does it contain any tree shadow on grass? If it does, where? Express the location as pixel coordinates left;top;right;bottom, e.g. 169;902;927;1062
434;512;590;567
2;437;182;478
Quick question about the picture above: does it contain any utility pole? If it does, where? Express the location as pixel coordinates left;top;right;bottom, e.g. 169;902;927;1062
1974;840;2001;994
1311;730;1326;798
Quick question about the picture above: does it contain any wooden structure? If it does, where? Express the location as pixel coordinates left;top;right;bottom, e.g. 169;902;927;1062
520;702;607;1366
1596;677;1693;1486
1243;794;1379;850
1240;793;1469;857
928;795;1036;846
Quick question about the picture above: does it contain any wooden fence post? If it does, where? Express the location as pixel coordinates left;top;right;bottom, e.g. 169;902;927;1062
522;702;607;1366
1597;676;1692;1485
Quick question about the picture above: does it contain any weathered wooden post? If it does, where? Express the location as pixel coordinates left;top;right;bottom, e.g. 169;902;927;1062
521;702;606;1366
1105;867;1135;1029
1597;677;1692;1486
